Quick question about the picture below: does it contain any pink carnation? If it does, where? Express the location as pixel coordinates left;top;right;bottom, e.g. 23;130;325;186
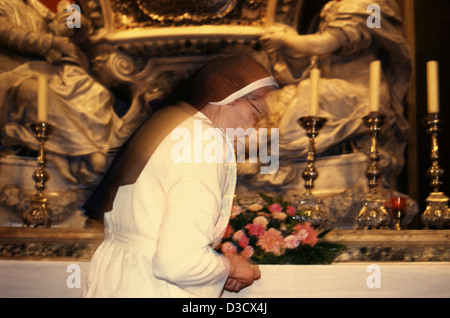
284;235;300;249
273;212;287;221
286;205;297;216
241;246;254;259
268;203;283;214
293;222;319;247
247;203;263;212
245;223;265;236
233;230;249;248
232;230;245;242
257;228;285;256
221;241;238;254
257;212;272;218
238;235;249;248
253;216;269;228
231;204;243;218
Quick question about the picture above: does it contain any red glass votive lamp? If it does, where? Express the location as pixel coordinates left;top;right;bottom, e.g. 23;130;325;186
390;197;406;230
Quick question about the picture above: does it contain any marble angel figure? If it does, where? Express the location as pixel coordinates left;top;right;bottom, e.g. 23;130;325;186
0;0;147;186
245;0;411;191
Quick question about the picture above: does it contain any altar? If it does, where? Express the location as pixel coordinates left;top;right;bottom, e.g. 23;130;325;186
1;260;449;298
0;227;449;298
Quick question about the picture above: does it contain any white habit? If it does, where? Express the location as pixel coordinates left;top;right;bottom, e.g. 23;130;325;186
85;103;236;297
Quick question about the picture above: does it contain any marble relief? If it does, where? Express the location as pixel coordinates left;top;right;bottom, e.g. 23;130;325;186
0;0;418;229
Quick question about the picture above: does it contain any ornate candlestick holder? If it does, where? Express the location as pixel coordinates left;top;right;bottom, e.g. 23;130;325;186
356;112;389;229
21;122;53;227
421;113;449;228
296;116;327;228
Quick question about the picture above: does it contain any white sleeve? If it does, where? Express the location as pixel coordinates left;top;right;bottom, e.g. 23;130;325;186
152;159;231;297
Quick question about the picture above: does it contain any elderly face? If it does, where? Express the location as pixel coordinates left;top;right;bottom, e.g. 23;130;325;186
216;86;275;131
208;86;276;157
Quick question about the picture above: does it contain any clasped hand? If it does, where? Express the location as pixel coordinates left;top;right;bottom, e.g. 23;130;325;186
224;253;261;293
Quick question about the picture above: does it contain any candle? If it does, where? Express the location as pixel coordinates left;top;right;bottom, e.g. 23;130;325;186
369;60;380;113
427;61;440;113
309;68;320;116
37;75;48;123
265;0;277;28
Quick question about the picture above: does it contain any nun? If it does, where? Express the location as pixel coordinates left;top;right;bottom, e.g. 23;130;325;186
83;54;279;298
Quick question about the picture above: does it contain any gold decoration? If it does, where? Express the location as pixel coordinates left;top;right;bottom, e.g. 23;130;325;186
356;112;389;229
22;123;53;227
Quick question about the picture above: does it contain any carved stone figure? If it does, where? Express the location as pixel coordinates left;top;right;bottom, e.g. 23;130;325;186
0;0;149;186
0;0;416;228
238;0;411;193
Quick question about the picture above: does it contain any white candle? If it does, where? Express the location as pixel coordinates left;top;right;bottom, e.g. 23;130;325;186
37;75;48;123
369;60;381;113
309;68;320;116
427;61;440;113
265;0;277;28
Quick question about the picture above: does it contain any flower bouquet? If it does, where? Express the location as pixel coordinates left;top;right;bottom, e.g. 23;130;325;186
217;193;346;264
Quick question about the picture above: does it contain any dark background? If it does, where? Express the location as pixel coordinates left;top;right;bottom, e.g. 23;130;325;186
407;0;450;227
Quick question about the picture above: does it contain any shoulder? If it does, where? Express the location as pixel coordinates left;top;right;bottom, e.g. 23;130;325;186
167;111;235;166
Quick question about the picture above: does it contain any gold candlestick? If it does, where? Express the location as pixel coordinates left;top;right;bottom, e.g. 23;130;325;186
297;116;327;228
356;112;389;229
22;122;53;227
421;113;449;228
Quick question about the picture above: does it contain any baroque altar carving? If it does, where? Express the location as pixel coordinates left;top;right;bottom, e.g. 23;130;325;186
0;0;421;230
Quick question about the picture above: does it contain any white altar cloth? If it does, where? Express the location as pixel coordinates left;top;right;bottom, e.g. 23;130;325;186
0;260;449;298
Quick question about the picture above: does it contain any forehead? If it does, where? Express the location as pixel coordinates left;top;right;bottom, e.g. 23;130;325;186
246;86;277;99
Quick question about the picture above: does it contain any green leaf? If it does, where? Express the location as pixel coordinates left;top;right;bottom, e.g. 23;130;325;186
258;192;274;205
318;227;334;239
273;195;284;204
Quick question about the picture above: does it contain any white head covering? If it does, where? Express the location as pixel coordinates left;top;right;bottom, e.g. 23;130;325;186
209;76;279;105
